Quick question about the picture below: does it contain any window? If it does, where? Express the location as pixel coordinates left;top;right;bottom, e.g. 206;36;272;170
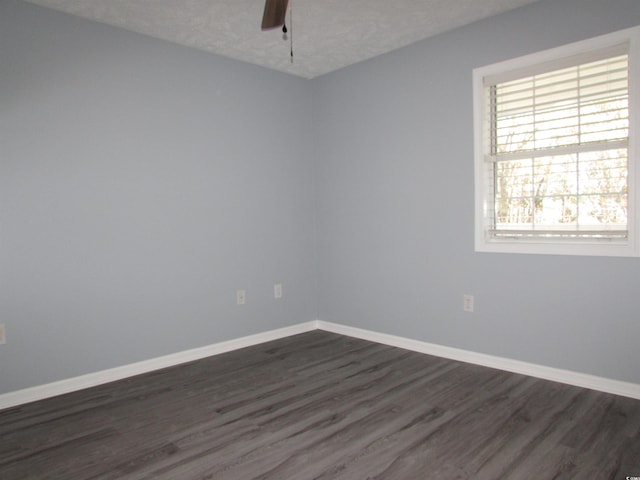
473;27;640;256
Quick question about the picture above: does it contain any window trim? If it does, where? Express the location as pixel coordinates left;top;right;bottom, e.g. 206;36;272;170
473;26;640;257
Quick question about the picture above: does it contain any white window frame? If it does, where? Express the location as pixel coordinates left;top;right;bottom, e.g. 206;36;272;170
473;26;640;257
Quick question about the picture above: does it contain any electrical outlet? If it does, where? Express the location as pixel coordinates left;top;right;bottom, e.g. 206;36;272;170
463;294;474;313
0;324;5;344
274;283;283;299
236;289;246;305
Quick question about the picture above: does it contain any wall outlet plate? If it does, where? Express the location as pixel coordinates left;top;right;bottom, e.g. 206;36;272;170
236;289;246;305
463;295;474;313
0;324;6;344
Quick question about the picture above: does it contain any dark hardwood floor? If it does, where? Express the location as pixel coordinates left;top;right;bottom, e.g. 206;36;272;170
1;330;639;479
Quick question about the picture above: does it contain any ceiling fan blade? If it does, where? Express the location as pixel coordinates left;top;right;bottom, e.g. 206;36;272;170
261;0;289;30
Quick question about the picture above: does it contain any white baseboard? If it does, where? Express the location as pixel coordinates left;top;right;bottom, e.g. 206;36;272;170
2;319;638;411
0;321;317;411
317;320;640;400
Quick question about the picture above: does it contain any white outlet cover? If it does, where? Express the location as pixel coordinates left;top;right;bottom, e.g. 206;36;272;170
463;295;474;312
0;324;5;344
236;290;246;305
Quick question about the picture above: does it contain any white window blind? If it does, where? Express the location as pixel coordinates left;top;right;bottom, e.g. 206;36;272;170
485;52;629;240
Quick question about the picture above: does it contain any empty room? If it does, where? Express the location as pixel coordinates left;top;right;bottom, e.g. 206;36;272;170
1;0;640;478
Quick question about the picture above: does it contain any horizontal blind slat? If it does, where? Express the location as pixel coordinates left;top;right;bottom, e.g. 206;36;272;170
485;139;628;162
490;229;628;239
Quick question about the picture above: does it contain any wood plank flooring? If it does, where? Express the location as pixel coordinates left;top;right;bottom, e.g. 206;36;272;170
1;330;639;479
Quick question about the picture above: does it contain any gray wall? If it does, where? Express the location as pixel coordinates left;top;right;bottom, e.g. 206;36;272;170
313;0;640;384
0;0;316;394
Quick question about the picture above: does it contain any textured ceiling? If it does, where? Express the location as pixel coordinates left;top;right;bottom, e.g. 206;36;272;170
24;0;542;78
